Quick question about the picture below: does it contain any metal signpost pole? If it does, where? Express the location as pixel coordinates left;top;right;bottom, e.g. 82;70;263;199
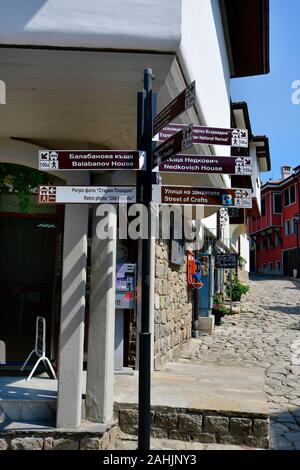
230;270;233;311
137;68;154;450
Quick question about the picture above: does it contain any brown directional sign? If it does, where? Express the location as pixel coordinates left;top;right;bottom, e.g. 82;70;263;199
153;82;195;136
38;150;145;171
152;185;252;208
153;125;193;168
155;123;248;148
156;155;252;175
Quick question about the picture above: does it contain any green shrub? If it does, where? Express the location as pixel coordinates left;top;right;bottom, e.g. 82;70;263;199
225;273;250;302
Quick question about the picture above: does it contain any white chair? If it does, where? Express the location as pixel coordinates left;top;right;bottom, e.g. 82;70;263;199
20;316;57;381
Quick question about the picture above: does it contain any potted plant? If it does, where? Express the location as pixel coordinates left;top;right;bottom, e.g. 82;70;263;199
212;293;230;326
225;273;250;302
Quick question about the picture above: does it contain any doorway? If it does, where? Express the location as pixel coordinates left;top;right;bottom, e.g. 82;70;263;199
0;210;62;367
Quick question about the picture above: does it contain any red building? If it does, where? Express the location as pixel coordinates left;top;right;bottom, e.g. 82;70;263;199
249;166;300;277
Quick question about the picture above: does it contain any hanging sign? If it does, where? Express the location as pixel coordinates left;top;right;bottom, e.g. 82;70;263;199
154;123;248;148
38;186;136;204
156;155;252;175
153;81;195;136
152;185;252;208
215;253;239;269
38;150;145;171
152;125;193;168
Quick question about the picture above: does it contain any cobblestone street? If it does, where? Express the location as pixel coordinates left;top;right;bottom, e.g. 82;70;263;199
178;275;300;450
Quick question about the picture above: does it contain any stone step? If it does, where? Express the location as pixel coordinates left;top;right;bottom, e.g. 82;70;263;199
0;399;56;424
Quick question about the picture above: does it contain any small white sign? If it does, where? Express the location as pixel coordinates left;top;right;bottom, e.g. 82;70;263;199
39;186;137;204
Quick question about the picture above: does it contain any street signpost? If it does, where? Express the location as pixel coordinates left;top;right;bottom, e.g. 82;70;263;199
152;185;252;208
39;150;145;171
152;124;193;167
215;253;239;269
154;123;248;148
155;155;252;175
153;81;195;136
38;185;137;204
137;69;155;451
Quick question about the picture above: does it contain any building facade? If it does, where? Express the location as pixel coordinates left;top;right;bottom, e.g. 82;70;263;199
249;166;300;277
0;0;269;430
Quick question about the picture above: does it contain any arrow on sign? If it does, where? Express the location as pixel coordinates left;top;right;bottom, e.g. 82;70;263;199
40;152;49;160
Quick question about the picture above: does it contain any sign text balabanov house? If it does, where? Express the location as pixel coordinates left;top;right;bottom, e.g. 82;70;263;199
39;150;145;171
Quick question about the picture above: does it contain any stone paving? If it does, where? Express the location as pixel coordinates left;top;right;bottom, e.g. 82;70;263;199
177;275;300;450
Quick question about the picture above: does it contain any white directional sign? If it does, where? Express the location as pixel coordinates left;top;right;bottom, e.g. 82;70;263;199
39;186;137;204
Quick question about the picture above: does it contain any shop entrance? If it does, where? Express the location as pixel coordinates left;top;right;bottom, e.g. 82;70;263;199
0;197;63;368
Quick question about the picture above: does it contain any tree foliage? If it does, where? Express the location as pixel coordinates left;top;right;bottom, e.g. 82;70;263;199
0;163;50;213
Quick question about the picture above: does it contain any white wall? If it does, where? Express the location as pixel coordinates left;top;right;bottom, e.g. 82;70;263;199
0;0;181;51
250;145;261;213
179;0;231;159
239;232;250;273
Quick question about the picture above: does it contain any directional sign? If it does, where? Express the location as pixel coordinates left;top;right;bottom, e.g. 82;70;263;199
39;150;145;171
153;125;193;168
152;185;252;208
39;186;136;204
153;82;195;136
155;155;252;175
154;123;248;148
215;253;238;269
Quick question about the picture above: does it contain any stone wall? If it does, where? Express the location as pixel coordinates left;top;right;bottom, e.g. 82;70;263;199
0;424;117;450
154;240;193;369
117;404;269;449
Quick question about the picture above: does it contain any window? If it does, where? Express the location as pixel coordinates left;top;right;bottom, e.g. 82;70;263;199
262;264;267;270
285;220;291;236
275;233;281;246
292;218;297;234
284;185;296;207
261;198;266;216
276;261;281;271
273;193;282;213
269;263;273;271
267;236;272;249
290;185;296;204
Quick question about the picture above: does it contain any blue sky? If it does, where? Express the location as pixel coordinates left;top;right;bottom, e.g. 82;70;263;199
230;0;300;182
